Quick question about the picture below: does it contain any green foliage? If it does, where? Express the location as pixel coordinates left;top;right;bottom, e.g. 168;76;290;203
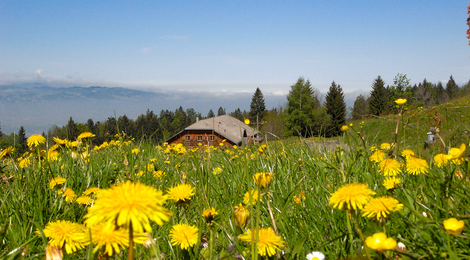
446;75;460;100
351;94;368;120
285;77;322;137
324;81;346;136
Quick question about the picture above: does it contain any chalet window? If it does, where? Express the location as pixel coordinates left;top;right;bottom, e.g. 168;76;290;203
185;135;191;141
209;135;215;141
197;136;204;141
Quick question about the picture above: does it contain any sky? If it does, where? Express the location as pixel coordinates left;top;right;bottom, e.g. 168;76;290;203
1;0;469;96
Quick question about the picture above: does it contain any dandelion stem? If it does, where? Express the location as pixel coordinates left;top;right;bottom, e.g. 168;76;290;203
352;211;372;260
128;223;134;260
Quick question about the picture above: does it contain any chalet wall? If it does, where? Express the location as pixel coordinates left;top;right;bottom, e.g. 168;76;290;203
168;130;236;147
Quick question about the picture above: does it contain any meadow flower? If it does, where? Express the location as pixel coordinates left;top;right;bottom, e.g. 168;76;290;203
58;188;76;202
18;157;30;168
447;143;466;160
202;207;219;223
75;196;94;205
361;196;404;220
328;183;376;211
84;181;172;234
401;149;415;158
433;154;448;168
153;170;165;178
238;227;285;257
455;170;463;178
53;137;68;146
443;218;465;235
253;172;274;188
234;203;250;227
169;223;199;250
369;150;386;163
49;177;66;189
341;125;349;132
212;167;222;175
131;148;139;154
365;232;397;252
383;176;401;190
379;158;401;176
41;220;89;254
167;183;195;203
27;134;46;149
0;146;14;159
306;251;325;260
395;98;407;105
82;187;101;196
244;118;250;125
380;143;391;150
77;132;95;141
406;156;429;175
293;195;301;205
89;221;129;256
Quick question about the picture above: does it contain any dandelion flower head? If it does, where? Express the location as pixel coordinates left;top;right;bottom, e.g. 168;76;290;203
84;181;172;233
401;149;415;158
0;146;14;159
434;154;448;168
41;220;89;254
27;134;46;149
77;132;96;141
406;156;429;175
49;177;66;189
380;143;391;150
369;150;386;163
89;221;129;256
253;172;274;188
238;227;285;257
169;223;199;250
383;176;401;190
83;187;101;196
243;189;261;206
329;183;376;211
234;203;250;227
244;118;250;125
202;207;219;223
379;158;401;176
341;125;349;132
362;196;404;220
76;196;94;205
167;183;195;203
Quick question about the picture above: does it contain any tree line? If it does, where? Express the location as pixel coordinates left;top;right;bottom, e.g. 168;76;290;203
1;74;469;153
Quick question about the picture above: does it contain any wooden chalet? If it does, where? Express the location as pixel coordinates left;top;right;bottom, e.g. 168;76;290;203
165;115;259;147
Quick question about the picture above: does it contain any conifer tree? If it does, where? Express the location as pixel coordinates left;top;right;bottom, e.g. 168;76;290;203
325;81;346;136
67;116;78;140
217;107;226;116
446;75;459;100
17;126;27;153
207;109;215;118
249;88;266;122
369;76;387;116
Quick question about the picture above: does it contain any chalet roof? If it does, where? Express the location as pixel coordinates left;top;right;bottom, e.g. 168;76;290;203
165;115;256;145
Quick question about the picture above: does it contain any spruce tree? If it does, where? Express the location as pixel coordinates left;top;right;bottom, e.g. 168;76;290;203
17;126;27;153
446;75;459;100
207;109;215;118
67;117;78;140
369;76;387;116
325;81;346;136
217;107;226;116
249;88;266;122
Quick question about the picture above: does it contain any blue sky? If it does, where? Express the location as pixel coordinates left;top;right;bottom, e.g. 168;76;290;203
1;0;469;95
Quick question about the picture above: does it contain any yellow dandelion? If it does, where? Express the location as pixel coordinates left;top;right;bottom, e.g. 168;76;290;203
244;118;250;125
53;137;68;146
146;164;155;171
365;232;397;252
341;125;349;132
153;170;165;179
167;183;195;203
328;183;376;211
406;156;429;175
0;146;14;159
234;203;250;227
49;177;66;189
455;170;463;179
41;220;89;254
89;221;129;256
380;143;391;150
434;153;448;168
75;196;94;205
27;134;46;149
169;223;199;250
293;196;301;205
77;132;95;141
238;227;285;257
361;196;404;220
243;189;261;206
83;187;101;196
369;150;386;163
401;149;415;158
202;207;219;223
212;167;222;175
447;143;466;160
18;157;30;168
253;172;274;188
369;146;379;152
379;158;401;176
59;188;76;202
84;181;172;233
383;176;401;190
